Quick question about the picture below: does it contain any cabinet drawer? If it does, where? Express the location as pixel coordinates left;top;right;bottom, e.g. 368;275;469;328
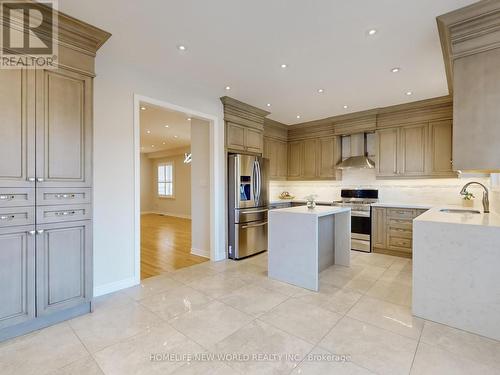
0;207;35;228
36;204;92;224
0;188;34;208
388;218;413;230
388;228;412;239
388;236;412;249
387;208;415;219
37;188;91;206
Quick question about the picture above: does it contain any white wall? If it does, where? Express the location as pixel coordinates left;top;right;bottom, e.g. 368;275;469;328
140;154;153;212
90;53;224;296
191;119;211;257
270;169;493;211
146;152;192;219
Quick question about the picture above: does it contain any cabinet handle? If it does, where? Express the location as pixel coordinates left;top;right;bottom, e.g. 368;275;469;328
36;229;44;235
55;211;76;216
37;178;44;182
28;230;36;236
241;221;267;229
55;194;76;199
0;195;15;201
27;177;36;182
0;215;15;221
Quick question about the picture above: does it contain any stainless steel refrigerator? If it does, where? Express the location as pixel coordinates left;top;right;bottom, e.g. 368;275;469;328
228;154;269;259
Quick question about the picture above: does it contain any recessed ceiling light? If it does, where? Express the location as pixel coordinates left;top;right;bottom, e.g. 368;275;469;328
317;88;324;93
187;117;191;121
343;105;349;109
367;29;377;36
280;64;288;68
296;115;301;119
225;86;231;91
146;130;151;134
162;142;166;145
177;45;187;51
140;106;146;111
406;91;413;96
151;145;155;148
164;125;169;128
266;103;271;107
391;67;401;73
174;135;178;138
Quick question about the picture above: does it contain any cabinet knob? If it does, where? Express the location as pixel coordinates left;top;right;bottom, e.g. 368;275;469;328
37;178;44;182
0;215;15;221
0;195;15;201
28;230;36;236
27;177;36;182
36;229;44;235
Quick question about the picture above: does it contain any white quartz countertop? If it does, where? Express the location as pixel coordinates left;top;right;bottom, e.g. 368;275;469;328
415;206;500;228
269;199;332;205
269;205;351;217
371;202;433;209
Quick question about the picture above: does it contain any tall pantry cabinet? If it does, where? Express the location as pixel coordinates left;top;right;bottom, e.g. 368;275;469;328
0;6;110;341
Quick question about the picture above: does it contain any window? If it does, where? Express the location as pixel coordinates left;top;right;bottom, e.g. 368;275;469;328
158;163;174;197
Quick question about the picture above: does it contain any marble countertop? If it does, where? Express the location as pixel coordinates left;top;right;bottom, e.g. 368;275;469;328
371;202;433;209
269;205;351;217
415;206;500;228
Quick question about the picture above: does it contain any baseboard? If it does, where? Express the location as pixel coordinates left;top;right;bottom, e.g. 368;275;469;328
143;211;191;219
93;276;138;297
191;247;210;258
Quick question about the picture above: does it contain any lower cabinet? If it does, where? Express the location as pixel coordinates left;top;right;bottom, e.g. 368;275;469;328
0;226;35;330
36;221;92;316
371;207;428;257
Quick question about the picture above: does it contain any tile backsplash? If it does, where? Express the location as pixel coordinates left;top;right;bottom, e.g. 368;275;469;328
270;169;496;212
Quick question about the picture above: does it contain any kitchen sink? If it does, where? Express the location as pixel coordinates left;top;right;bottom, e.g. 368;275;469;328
439;208;481;214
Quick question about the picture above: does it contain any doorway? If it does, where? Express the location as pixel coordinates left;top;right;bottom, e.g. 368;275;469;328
134;95;222;283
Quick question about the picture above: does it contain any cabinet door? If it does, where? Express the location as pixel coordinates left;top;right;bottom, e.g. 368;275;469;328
263;138;278;178
0;226;35;329
245;128;263;154
400;124;427;176
36;68;92;187
36;221;92;316
288;141;303;178
318;137;337;178
277;141;288;178
226;122;245;151
0;69;36;188
429;120;454;176
371;207;387;249
376;129;399;177
302;139;317;178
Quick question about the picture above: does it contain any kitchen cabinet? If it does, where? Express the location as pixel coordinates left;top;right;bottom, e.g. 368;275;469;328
0;8;109;342
287;137;341;180
36;221;92;317
226;122;246;152
263;138;287;180
371;206;428;257
0;226;35;330
245;127;263;153
376;122;454;179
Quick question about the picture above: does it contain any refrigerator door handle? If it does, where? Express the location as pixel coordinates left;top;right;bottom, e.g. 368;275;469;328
256;160;262;205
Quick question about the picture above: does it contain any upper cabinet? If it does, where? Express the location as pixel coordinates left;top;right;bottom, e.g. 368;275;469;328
263;119;288;180
0;70;36;188
221;96;270;155
36;68;93;187
437;1;500;171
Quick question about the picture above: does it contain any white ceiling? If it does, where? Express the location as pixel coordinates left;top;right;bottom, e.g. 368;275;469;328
140;104;191;154
60;0;477;125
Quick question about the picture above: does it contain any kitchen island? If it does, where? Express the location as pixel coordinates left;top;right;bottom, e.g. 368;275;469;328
413;207;500;340
268;205;351;291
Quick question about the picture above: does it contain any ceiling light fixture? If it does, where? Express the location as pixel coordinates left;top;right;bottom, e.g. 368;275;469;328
343;105;349;109
151;145;155;148
187;117;191;121
140;106;146;111
225;86;231;91
367;29;377;36
146;130;151;134
177;45;187;51
281;64;288;68
317;88;324;93
162;142;166;145
174;135;178;138
164;125;169;128
391;67;401;73
406;91;413;96
296;115;301;119
266;103;271;107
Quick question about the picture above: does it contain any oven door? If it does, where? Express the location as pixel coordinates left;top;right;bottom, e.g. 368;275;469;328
351;212;371;252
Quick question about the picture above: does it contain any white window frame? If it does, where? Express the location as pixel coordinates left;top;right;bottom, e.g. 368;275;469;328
157;161;175;198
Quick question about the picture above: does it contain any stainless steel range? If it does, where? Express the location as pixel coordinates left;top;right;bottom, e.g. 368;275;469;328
333;189;379;252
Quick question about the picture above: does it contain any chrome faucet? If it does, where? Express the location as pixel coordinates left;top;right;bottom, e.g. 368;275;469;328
460;182;489;213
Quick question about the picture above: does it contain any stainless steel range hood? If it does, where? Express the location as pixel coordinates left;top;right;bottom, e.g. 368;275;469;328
337;133;375;170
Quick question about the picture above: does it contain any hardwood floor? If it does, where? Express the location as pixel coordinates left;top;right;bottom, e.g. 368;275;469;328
140;214;208;279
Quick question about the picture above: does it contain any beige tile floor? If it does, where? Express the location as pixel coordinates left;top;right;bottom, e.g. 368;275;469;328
1;251;500;375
